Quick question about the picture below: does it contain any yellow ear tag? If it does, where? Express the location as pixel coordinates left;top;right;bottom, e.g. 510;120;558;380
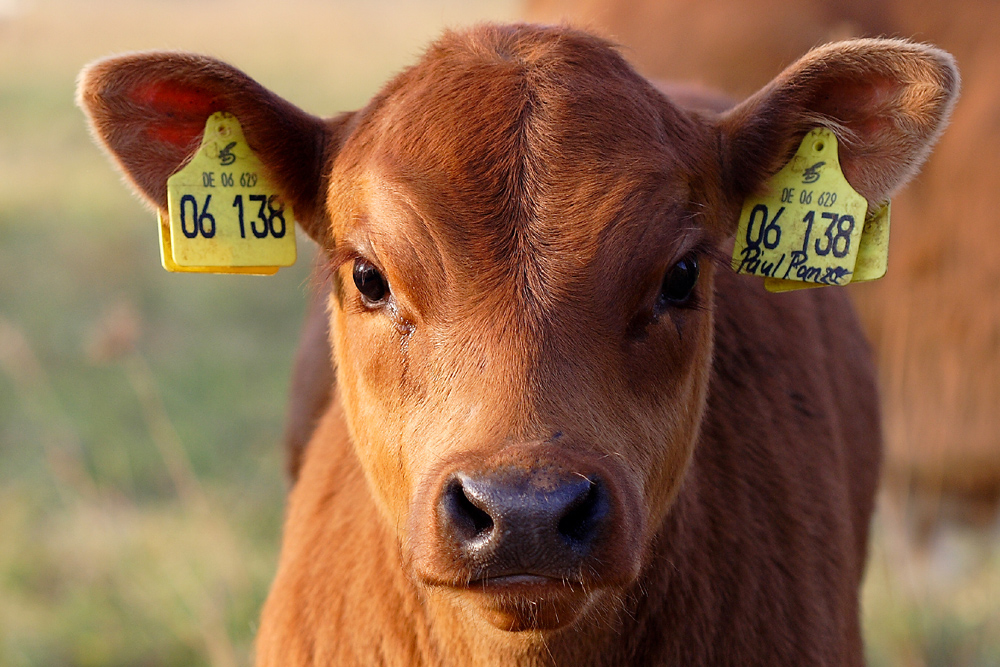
850;200;890;283
731;128;880;293
763;202;891;292
161;111;296;274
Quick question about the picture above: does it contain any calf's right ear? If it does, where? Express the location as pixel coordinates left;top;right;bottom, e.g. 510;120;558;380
77;52;353;244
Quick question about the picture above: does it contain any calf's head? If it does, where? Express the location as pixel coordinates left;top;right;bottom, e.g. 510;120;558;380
79;25;957;632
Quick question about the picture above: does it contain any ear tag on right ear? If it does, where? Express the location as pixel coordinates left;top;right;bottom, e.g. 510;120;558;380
732;127;869;291
161;111;296;274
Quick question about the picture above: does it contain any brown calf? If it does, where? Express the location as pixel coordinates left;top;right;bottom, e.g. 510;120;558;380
79;24;957;666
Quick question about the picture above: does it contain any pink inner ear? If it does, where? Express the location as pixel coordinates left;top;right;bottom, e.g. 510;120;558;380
132;80;222;148
816;76;899;138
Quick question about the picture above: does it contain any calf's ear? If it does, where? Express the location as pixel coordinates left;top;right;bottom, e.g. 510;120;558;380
718;38;959;215
77;52;352;244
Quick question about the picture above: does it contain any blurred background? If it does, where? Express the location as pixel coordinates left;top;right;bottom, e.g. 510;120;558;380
0;0;996;665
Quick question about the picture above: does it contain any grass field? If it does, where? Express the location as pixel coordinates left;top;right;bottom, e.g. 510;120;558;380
0;1;997;665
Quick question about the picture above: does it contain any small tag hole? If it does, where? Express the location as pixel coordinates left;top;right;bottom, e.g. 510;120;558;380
813;141;825;152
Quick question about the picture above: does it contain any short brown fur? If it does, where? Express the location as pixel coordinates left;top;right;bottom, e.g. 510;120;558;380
79;24;957;666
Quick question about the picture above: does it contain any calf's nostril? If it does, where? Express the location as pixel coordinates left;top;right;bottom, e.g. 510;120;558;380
441;477;494;543
558;478;607;544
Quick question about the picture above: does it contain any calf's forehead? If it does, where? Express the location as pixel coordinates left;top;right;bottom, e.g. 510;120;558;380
330;25;715;290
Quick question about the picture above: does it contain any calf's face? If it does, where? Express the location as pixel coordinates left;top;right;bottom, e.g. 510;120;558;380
326;33;720;628
78;25;957;633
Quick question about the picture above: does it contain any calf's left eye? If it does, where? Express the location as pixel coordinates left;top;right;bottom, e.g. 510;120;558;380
656;254;699;311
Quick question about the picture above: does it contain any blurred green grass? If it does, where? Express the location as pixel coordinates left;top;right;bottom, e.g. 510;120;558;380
0;1;997;665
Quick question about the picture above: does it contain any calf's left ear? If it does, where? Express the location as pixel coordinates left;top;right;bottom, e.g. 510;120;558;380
77;52;354;244
718;38;959;214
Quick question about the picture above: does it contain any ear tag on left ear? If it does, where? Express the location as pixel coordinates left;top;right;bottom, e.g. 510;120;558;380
849;200;891;283
161;111;296;274
731;127;870;292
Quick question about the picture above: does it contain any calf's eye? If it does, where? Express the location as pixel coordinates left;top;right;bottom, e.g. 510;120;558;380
353;258;389;305
657;254;699;311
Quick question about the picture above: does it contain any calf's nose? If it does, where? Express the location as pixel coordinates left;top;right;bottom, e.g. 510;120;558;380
437;468;609;578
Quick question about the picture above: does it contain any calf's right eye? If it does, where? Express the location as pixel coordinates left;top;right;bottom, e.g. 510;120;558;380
353;258;389;305
656;254;699;312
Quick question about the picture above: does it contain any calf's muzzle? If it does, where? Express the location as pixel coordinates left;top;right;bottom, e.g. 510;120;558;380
438;468;610;581
408;445;645;631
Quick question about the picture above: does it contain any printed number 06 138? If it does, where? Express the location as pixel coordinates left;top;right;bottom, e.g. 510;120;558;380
233;194;286;239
